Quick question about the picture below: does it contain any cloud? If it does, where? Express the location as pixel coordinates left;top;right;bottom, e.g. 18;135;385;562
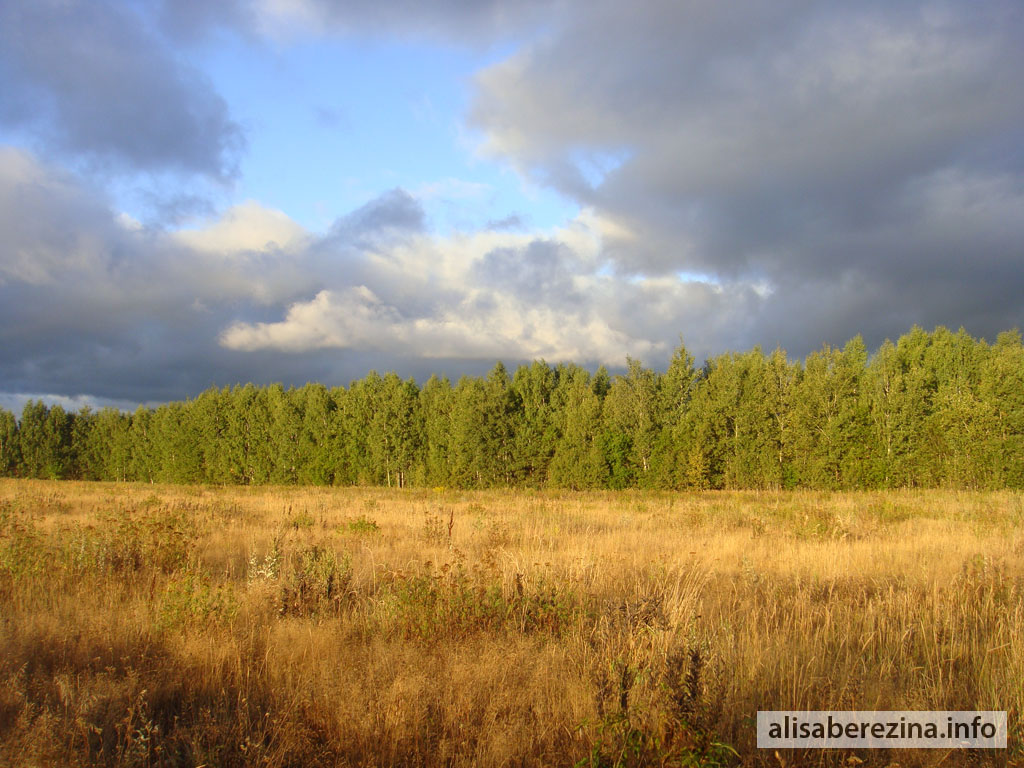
247;0;563;41
0;0;243;179
175;201;308;254
485;214;525;231
0;392;152;418
0;148;314;402
2;0;1022;408
473;239;582;304
0;148;711;404
468;0;1024;349
155;0;256;43
218;280;668;365
327;188;426;244
219;222;676;365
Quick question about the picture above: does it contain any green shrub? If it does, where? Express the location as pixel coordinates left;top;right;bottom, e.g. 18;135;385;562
344;515;380;535
159;568;238;630
279;544;352;617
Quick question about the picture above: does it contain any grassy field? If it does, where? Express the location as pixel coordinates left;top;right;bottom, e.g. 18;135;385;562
1;480;1021;767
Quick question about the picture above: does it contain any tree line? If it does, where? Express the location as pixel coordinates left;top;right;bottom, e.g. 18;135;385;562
1;326;1022;490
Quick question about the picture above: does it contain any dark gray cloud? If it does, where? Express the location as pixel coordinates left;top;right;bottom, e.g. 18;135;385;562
145;0;561;46
10;138;994;410
0;148;308;403
155;0;255;43
0;149;693;404
138;191;219;228
470;0;1024;352
0;0;242;179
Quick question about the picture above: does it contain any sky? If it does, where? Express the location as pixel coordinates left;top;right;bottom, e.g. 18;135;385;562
1;0;1022;413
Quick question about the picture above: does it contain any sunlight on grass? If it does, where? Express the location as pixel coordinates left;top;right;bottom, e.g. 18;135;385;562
0;480;1021;766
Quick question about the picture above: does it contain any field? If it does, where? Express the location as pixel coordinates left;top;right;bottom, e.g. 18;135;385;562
1;480;1021;767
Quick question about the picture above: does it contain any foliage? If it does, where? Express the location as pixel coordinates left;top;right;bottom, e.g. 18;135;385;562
2;325;1022;490
159;567;238;629
278;543;352;617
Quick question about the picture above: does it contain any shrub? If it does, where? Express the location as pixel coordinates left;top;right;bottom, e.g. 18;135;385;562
279;544;352;617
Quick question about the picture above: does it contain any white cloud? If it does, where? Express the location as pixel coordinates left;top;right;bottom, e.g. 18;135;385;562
218;216;671;365
174;200;307;254
219;281;667;364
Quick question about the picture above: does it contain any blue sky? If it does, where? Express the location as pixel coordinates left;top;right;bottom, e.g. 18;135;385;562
195;32;577;234
0;0;1022;411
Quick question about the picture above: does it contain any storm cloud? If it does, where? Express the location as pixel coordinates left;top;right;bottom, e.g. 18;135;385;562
468;0;1024;351
0;148;305;402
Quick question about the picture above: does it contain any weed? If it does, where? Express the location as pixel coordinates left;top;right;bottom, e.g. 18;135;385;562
0;508;49;586
247;537;283;582
159;567;238;630
581;643;737;768
285;508;315;531
1;480;1020;767
423;508;447;545
80;507;196;574
344;515;380;535
279;543;352;617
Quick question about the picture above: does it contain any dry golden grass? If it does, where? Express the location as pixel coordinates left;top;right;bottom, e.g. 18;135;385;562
0;479;1021;767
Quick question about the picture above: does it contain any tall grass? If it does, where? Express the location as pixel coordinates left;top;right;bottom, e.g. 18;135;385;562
0;479;1021;766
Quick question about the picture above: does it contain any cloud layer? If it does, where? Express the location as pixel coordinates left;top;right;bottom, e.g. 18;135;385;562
1;0;1022;406
1;149;726;402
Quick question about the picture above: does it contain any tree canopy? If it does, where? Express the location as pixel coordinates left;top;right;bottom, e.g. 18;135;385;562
2;326;1022;490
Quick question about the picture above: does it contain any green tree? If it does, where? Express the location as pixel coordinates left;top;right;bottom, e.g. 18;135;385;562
191;388;230;483
372;373;421;488
338;373;381;485
549;365;608;489
224;384;274;485
295;383;339;485
685;348;780;489
419;376;455;487
266;384;303;485
87;407;132;481
926;327;993;487
6;325;1019;491
979;329;1024;487
790;337;871;488
865;339;902;487
650;340;699;488
151;402;204;483
70;406;98;479
511;361;559;486
601;358;659;487
127;406;157;482
764;347;799;487
0;407;19;476
451;363;519;487
890;326;940;486
18;401;74;479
